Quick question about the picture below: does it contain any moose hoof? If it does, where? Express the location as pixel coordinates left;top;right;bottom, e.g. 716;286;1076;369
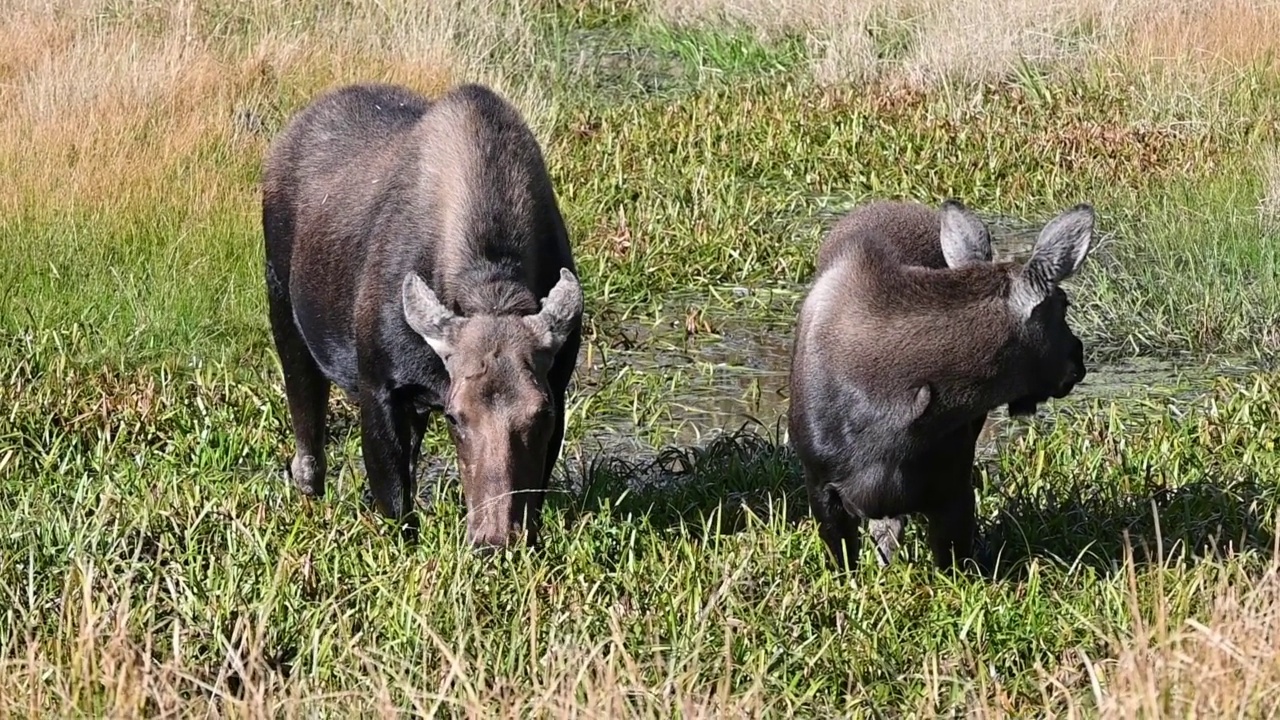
869;517;905;567
289;454;325;498
397;512;421;545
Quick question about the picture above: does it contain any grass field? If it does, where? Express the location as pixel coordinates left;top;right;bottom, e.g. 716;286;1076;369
2;0;1279;715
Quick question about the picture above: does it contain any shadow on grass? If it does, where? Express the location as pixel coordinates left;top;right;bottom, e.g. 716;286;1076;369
557;425;809;539
553;427;1278;578
980;470;1279;580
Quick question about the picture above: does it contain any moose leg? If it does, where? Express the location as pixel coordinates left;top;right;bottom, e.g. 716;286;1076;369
529;339;578;546
868;516;907;567
266;279;330;498
925;489;976;571
359;386;416;528
520;387;567;546
807;478;863;571
405;411;431;503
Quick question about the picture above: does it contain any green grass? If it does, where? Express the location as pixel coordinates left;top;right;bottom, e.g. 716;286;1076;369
3;0;1280;715
3;334;1278;714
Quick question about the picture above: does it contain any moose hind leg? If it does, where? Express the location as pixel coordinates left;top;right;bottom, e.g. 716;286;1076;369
267;279;330;498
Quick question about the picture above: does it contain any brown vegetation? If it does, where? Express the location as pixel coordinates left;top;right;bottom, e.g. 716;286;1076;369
0;560;769;718
4;551;1278;717
0;0;544;218
1097;555;1280;717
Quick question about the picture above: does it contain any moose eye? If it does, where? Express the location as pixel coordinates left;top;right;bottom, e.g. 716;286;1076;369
444;413;459;428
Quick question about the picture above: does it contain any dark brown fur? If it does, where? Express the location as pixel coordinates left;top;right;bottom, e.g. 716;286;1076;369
262;82;582;550
789;199;1094;571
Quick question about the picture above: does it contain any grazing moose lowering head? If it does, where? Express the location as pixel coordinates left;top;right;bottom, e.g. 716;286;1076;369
401;269;581;547
262;82;583;551
788;198;1094;572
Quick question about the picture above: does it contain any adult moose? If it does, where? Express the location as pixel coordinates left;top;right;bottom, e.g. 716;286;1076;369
788;199;1094;572
262;82;583;551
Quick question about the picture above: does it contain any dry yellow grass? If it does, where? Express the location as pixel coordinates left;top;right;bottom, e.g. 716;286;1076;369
914;0;1166;87
654;0;1280;89
1095;559;1280;717
911;557;1280;719
0;0;548;219
6;553;1278;718
1120;0;1280;73
0;559;770;719
7;0;1272;219
1103;1;1280;124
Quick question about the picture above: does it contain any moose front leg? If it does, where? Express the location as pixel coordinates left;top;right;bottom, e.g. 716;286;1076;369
406;410;430;490
358;386;418;536
925;489;976;571
805;477;863;572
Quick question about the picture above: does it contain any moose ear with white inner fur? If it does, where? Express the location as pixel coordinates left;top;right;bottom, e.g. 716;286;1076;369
907;383;931;421
1011;203;1095;319
402;272;460;359
523;268;583;356
938;199;993;269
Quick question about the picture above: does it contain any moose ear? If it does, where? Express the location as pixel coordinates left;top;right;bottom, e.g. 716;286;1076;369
884;383;932;427
402;272;460;359
908;383;931;420
1011;203;1095;318
523;268;583;355
901;383;932;425
939;199;993;269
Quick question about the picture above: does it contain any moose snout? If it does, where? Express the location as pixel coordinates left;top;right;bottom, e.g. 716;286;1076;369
463;488;537;553
463;456;547;550
468;532;514;556
466;524;530;555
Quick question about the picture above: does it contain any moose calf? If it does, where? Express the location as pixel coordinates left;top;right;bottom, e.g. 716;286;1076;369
788;199;1094;571
262;83;582;550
